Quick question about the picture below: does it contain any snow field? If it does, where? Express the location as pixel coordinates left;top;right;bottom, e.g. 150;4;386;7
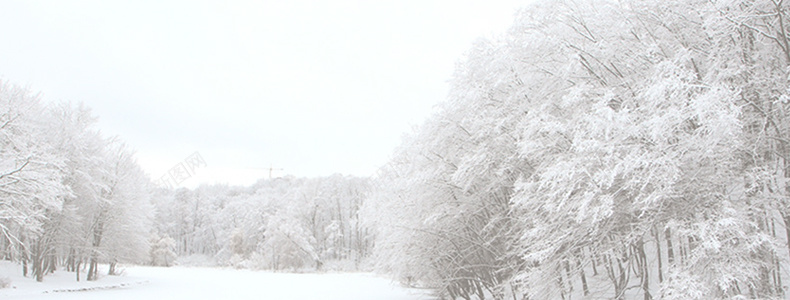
0;262;434;300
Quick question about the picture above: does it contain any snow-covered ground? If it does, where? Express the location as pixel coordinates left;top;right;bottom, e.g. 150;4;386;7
0;262;434;300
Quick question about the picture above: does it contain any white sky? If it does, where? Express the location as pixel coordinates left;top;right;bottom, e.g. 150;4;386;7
0;0;528;187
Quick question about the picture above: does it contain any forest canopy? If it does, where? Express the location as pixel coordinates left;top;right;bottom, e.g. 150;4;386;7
366;0;790;299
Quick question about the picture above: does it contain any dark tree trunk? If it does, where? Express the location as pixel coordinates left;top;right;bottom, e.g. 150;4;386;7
654;228;663;283
590;250;598;276
76;260;81;282
637;239;652;300
66;249;74;272
87;259;98;281
564;260;573;294
579;258;590;296
21;234;28;277
474;280;485;300
783;213;790;259
665;228;674;265
557;268;567;300
33;247;44;282
87;216;105;281
46;254;56;274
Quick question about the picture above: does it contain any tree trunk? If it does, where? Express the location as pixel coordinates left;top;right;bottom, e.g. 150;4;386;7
613;255;626;300
31;240;46;282
46;254;56;274
579;258;590;296
474;280;485;300
33;247;44;282
665;228;674;265
564;260;574;295
66;249;74;272
35;263;44;282
783;213;790;259
87;216;105;281
557;267;567;300
87;259;98;281
654;227;663;283
637;238;652;300
590;250;598;276
21;234;28;277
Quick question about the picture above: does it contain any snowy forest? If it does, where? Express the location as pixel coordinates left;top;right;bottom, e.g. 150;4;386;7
4;0;790;299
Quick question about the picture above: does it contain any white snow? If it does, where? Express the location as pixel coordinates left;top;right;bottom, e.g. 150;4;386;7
0;262;434;300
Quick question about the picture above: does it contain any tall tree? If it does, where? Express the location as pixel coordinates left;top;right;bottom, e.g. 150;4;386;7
0;82;67;281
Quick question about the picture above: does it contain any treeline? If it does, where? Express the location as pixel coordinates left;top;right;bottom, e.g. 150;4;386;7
364;0;790;299
150;175;373;271
0;78;376;280
0;81;151;282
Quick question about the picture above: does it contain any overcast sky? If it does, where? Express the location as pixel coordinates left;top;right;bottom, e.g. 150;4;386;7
0;0;527;187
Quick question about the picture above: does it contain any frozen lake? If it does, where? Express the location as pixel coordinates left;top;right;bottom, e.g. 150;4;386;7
1;265;434;300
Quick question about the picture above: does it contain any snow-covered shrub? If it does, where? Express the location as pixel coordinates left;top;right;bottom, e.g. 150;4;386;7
229;254;245;269
150;235;177;267
242;252;269;270
0;276;10;289
321;259;357;272
175;254;217;267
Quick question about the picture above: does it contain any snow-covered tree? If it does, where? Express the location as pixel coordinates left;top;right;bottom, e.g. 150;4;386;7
0;81;67;282
149;175;373;271
149;233;177;267
0;83;154;282
90;142;152;277
367;0;790;298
